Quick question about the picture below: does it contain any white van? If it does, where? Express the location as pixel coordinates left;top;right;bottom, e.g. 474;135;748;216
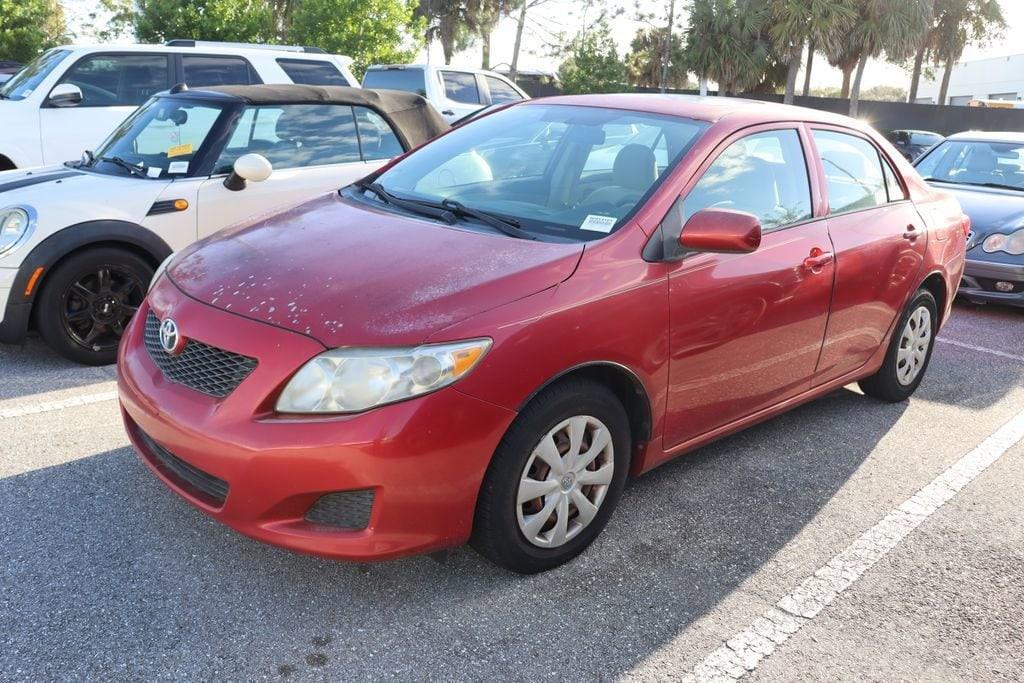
0;41;358;170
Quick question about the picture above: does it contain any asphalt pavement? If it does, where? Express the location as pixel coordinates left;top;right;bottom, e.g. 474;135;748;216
1;301;1021;681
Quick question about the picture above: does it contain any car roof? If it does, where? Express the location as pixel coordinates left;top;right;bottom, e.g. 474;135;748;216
945;130;1024;143
890;129;943;136
365;63;513;78
57;43;350;62
517;93;866;127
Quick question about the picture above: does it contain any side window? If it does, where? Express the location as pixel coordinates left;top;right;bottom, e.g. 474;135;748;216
881;156;908;201
484;75;522;104
682;129;813;230
277;58;348;86
182;55;259;87
216;104;360;172
811;130;887;213
353;107;403;161
57;54;169;107
441;71;481;104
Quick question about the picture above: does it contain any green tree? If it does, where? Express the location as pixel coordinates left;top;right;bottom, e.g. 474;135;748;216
415;0;476;64
625;26;689;89
557;20;626;95
931;0;1004;105
288;0;423;77
768;0;856;105
682;0;771;95
0;0;66;63
103;0;275;43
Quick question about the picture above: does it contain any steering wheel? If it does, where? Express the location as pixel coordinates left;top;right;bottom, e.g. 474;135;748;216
75;82;118;105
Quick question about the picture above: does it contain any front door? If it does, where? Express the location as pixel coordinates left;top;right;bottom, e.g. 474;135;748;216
807;128;927;385
663;127;835;449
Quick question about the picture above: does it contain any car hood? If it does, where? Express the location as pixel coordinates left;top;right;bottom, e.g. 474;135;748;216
935;183;1024;236
167;192;585;348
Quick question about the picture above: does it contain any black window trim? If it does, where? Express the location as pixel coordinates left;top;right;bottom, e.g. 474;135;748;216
43;51;175;109
275;57;346;86
480;72;526;105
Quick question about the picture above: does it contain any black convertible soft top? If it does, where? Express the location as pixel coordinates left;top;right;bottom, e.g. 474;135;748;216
190;84;450;149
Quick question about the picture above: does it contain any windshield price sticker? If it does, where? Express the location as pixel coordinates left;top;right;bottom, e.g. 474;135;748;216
146;166;162;179
167;143;193;158
168;161;189;175
580;215;617;233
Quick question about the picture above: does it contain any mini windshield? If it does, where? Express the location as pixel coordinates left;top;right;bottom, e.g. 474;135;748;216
917;140;1024;191
371;104;707;241
0;49;70;101
90;98;228;179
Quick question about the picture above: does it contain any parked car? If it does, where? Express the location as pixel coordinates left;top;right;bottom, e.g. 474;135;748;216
0;60;21;84
362;64;528;124
119;94;967;574
915;131;1024;307
0;84;448;364
886;129;944;161
0;42;359;170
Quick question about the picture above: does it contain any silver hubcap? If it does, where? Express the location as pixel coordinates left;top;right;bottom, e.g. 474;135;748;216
516;415;614;548
896;305;932;386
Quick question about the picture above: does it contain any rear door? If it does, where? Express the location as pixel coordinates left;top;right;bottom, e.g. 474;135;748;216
39;52;172;164
437;70;485;122
808;127;927;385
196;103;403;238
663;124;835;448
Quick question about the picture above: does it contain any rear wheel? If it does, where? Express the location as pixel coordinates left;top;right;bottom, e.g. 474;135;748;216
859;289;937;402
471;379;631;573
35;247;152;366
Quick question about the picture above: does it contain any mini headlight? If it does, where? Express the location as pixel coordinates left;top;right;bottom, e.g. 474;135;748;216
276;338;492;414
0;207;32;257
983;229;1024;255
149;253;175;292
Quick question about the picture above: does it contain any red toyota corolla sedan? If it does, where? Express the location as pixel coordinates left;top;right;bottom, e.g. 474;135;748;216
118;95;968;573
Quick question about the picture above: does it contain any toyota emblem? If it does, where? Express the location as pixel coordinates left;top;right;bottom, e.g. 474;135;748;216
159;318;185;355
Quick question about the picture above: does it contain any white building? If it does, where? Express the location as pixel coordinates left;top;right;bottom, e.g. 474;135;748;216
916;54;1024;105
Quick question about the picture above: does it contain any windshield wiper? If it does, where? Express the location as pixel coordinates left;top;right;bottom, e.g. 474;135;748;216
99;155;148;179
976;182;1024;192
354;180;457;224
440;198;535;240
920;177;958;184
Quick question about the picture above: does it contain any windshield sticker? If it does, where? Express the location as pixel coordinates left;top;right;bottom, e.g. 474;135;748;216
167;143;193;158
146;166;162;179
580;214;617;233
168;161;189;175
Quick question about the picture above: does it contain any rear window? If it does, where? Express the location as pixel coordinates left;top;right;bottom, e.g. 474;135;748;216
441;71;481;104
277;58;349;86
182;55;260;87
362;68;426;96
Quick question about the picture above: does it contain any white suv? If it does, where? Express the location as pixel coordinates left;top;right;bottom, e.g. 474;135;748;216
362;64;528;124
0;41;358;170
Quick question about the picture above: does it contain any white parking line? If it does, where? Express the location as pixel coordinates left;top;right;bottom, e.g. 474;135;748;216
0;391;118;420
642;408;1024;682
937;337;1024;363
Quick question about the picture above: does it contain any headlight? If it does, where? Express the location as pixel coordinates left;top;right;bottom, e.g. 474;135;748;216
982;229;1024;255
149;253;175;292
276;338;492;414
0;207;32;257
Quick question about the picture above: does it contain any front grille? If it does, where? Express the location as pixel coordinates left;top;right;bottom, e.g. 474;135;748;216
305;490;375;530
136;427;229;507
144;312;257;398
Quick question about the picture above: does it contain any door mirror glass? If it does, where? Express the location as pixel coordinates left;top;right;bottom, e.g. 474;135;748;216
680;208;762;253
224;153;273;191
48;83;82;108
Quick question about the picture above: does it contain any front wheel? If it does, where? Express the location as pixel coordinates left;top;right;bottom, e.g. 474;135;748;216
471;379;631;573
859;289;938;402
35;247;152;366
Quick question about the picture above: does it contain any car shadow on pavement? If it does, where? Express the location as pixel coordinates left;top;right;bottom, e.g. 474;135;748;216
0;336;116;402
0;387;908;680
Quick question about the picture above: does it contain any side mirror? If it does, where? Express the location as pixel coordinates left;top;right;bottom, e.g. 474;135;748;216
48;83;83;108
680;208;762;254
223;153;273;191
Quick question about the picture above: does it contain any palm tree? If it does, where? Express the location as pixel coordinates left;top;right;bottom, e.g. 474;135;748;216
769;0;856;105
932;0;1005;105
846;0;931;116
626;26;688;89
682;0;771;96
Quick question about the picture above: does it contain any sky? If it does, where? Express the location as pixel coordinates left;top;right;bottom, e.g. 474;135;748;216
63;0;1024;92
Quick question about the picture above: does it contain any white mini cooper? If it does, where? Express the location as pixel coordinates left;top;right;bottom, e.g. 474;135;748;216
0;84;448;364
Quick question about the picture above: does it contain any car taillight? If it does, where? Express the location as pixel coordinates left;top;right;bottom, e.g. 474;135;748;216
960;214;972;237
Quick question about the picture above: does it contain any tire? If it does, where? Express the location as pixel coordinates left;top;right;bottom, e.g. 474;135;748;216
471;379;631;573
859;288;938;403
35;247;153;366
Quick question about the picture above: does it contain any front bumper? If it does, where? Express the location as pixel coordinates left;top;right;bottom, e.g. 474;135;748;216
959;257;1024;307
118;278;517;561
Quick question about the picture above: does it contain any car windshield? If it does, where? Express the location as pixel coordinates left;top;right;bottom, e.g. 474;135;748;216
89;97;228;179
0;49;70;101
370;104;707;242
916;139;1024;190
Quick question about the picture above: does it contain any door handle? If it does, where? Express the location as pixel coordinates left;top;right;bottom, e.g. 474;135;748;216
803;248;834;271
902;224;918;240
